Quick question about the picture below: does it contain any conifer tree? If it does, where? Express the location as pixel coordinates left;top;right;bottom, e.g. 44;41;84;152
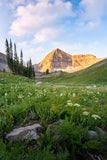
5;38;35;79
20;50;23;75
5;39;11;69
9;39;14;71
14;43;19;74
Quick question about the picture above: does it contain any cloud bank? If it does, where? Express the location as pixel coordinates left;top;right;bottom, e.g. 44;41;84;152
9;0;74;43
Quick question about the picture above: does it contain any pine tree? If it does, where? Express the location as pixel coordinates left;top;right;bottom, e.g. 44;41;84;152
9;39;14;71
20;50;23;75
5;39;35;79
5;39;11;69
14;43;19;74
32;66;35;79
10;39;13;59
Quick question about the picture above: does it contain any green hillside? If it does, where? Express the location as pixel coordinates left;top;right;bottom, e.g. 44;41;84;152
41;59;107;85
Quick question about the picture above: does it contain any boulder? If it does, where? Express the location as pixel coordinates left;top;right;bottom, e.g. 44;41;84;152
88;130;98;138
49;120;63;129
36;82;42;85
6;123;41;142
95;126;106;136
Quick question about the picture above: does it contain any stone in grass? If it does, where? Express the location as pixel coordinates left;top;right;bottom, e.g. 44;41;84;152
95;127;106;136
36;82;42;85
5;123;41;142
88;130;98;138
49;120;63;129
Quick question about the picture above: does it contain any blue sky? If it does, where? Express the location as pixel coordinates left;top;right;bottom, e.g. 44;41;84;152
0;0;107;64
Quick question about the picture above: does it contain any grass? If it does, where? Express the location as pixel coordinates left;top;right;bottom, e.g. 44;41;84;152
0;64;107;160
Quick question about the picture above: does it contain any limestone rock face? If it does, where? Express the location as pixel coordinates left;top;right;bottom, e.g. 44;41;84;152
34;48;102;73
0;52;10;72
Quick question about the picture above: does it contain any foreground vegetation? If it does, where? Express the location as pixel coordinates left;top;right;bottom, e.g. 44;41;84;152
0;71;107;160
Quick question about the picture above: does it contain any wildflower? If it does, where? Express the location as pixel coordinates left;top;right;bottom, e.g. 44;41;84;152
72;93;76;97
93;85;96;88
67;103;73;106
18;95;23;99
5;93;7;96
83;111;89;116
91;114;101;120
97;92;99;94
60;93;63;96
67;100;72;103
74;103;80;107
86;86;91;89
29;92;32;95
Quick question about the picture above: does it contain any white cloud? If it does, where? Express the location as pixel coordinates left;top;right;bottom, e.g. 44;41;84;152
9;0;74;37
79;0;107;29
32;28;59;44
80;0;107;21
0;2;2;7
17;40;45;63
93;41;99;46
9;0;26;9
17;41;27;47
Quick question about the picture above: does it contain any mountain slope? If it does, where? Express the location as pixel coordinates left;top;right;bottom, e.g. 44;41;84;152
0;52;10;72
41;58;107;84
34;48;102;73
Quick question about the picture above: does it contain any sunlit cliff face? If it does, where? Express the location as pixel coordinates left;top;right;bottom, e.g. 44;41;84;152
34;48;103;73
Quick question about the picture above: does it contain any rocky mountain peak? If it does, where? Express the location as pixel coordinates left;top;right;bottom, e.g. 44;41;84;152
34;49;102;73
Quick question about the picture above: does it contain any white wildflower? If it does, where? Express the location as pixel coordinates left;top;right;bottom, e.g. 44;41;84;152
67;103;73;106
83;111;89;116
86;86;91;89
91;114;101;120
97;92;99;94
74;103;80;107
5;93;7;96
60;93;63;96
93;85;96;88
18;95;23;99
67;100;72;103
72;93;76;97
29;92;32;95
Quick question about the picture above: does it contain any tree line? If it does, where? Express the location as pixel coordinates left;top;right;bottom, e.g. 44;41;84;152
5;39;35;79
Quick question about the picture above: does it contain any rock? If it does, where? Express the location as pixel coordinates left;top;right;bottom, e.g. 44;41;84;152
0;52;10;72
6;123;41;142
95;127;106;136
36;82;42;85
49;120;63;129
33;48;102;73
88;130;98;138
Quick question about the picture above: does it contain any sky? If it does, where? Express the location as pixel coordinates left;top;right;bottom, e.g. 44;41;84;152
0;0;107;64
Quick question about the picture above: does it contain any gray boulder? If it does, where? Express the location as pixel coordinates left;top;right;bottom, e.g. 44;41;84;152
36;82;42;85
49;120;63;129
88;130;98;138
6;123;41;142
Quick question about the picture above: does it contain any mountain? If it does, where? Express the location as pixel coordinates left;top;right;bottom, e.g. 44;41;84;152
34;48;103;73
0;52;10;72
41;58;107;84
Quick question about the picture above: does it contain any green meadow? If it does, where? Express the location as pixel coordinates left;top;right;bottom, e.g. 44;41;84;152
0;59;107;160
